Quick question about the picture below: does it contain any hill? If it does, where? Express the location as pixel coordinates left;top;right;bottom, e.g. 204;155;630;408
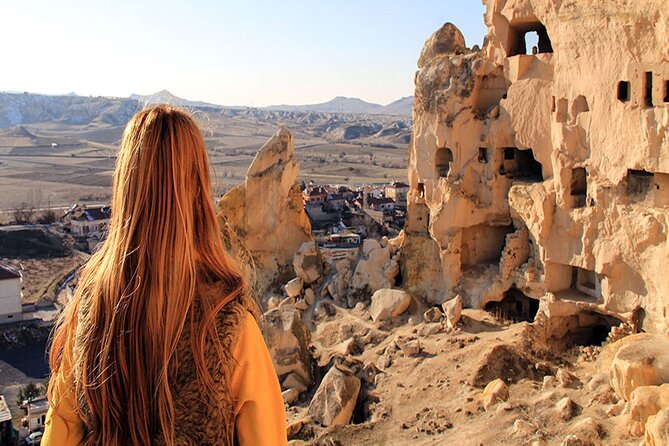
129;90;223;109
267;96;413;116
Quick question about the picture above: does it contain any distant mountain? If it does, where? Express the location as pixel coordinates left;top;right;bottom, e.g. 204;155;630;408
267;96;413;116
0;92;140;128
129;90;223;109
380;96;414;116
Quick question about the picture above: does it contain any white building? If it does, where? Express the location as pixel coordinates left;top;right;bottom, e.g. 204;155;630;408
27;397;49;432
0;265;22;324
62;204;111;238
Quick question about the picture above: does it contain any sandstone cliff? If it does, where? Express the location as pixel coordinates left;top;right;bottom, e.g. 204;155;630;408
402;2;669;339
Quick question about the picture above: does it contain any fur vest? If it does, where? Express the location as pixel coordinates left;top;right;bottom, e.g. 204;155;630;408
76;279;253;446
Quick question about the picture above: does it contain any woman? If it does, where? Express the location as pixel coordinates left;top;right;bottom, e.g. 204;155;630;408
42;105;288;445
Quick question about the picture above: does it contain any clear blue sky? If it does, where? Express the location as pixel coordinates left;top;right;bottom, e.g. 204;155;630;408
1;1;486;106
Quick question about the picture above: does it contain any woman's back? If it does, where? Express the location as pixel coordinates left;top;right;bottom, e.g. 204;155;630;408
42;105;287;445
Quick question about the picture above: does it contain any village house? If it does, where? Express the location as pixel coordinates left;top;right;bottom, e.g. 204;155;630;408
383;181;410;208
62;204;111;238
304;186;328;204
26;397;49;432
0;265;22;324
0;395;19;445
367;196;396;212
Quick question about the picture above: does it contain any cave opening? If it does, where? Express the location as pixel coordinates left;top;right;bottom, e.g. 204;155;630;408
664;80;669;103
460;224;515;267
627;169;654;198
484;287;539;323
478;147;488;163
644;72;653;108
500;147;543;182
570;167;587;208
562;311;625;347
507;21;553;56
416;182;425;199
617;81;631;102
436;148;454;177
570;266;602;299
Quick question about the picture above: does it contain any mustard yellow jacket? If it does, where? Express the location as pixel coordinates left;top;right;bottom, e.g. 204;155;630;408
42;312;288;445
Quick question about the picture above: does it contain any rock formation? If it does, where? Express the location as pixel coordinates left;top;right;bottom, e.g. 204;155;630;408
217;127;312;293
401;2;669;340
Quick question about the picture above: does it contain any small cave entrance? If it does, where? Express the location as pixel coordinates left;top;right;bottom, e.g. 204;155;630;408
499;147;543;182
460;224;515;268
627;169;654;199
416;182;425;199
570;167;587;208
478;147;489;163
644;72;653;108
617;81;631;102
664;80;669;103
436;148;454;177
484;287;539;323
475;75;508;116
561;311;625;347
507;20;553;56
571;266;602;299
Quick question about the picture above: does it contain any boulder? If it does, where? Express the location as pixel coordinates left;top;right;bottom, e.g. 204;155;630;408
282;373;308;393
482;378;509;411
369;289;412;322
609;334;669;401
293;241;322;284
556;368;578;388
304;288;316;305
626;384;669;436
262;307;312;386
285;277;304;298
283;388;300;405
442;295;462;329
308;365;361;426
644;407;669;446
554;397;579;421
423;306;443;323
470;344;547;388
349;242;397;297
399;339;422;357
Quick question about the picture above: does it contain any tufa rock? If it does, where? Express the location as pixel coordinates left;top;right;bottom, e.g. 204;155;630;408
262;307;312;386
369;289;412;322
417;22;468;68
308;365;361;426
217;127;312;293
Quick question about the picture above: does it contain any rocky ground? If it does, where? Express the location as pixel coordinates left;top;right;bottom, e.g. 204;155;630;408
269;284;663;446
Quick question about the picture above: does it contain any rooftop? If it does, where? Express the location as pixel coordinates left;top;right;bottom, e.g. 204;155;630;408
0;265;21;280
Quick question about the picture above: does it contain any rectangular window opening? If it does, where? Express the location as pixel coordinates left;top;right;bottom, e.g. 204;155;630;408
644;72;653;107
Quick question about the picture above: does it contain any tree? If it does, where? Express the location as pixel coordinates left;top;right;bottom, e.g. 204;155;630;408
16;382;46;408
11;202;36;224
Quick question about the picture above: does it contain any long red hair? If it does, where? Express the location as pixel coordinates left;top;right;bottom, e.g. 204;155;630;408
48;105;247;445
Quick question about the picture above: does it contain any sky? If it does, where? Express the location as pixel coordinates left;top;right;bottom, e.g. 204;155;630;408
0;1;487;107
